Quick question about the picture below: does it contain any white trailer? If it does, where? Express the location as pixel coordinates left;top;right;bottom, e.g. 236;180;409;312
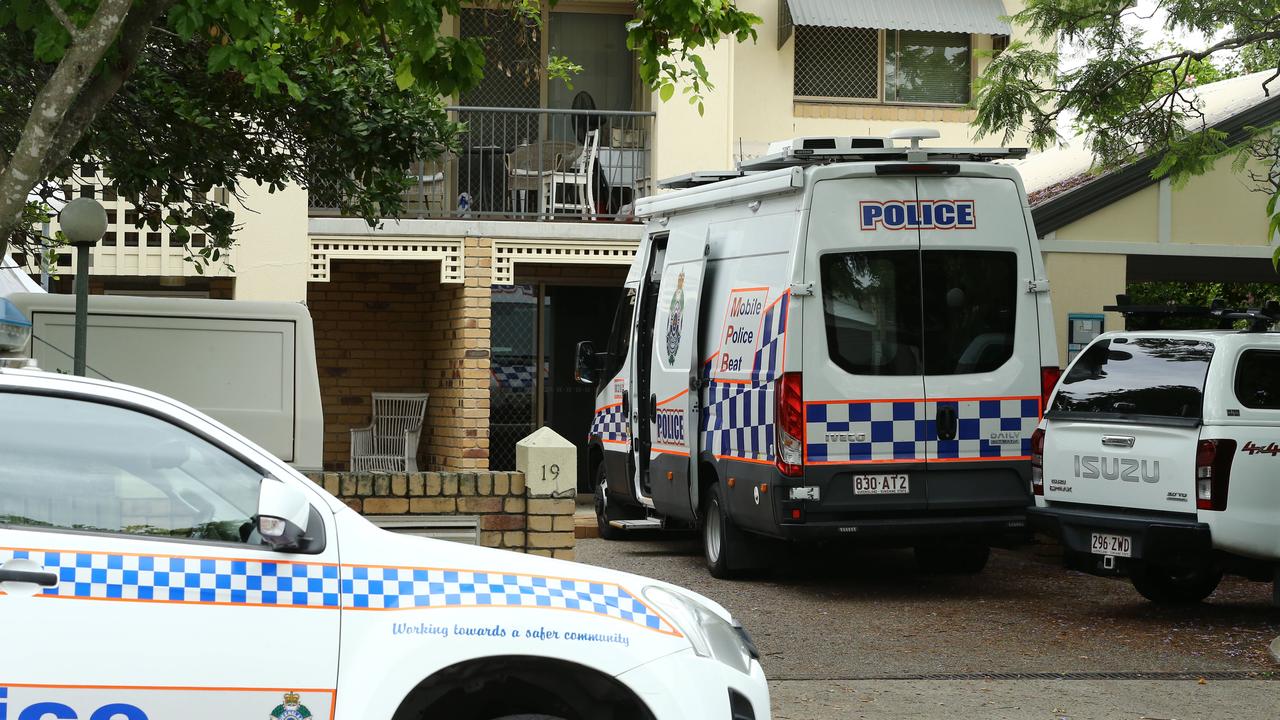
7;292;323;471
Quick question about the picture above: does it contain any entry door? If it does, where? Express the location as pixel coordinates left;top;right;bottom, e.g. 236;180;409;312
0;391;339;717
645;228;708;520
803;176;927;475
631;235;667;501
916;176;1042;465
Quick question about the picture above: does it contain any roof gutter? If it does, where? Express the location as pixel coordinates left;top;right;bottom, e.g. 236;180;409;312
1031;92;1280;236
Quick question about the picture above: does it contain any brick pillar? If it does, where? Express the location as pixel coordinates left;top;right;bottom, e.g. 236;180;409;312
424;238;492;470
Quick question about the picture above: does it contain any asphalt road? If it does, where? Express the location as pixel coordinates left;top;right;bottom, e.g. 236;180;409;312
576;535;1280;719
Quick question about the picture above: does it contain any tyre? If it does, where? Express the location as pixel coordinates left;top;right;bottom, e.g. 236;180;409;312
594;463;631;541
702;483;749;579
1130;563;1222;605
914;543;991;574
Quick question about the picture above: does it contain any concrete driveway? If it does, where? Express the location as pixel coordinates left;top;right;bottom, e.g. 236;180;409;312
577;536;1280;719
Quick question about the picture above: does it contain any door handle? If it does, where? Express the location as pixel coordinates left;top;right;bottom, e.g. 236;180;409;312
649;393;658;418
936;405;958;441
622;390;630;418
0;568;59;587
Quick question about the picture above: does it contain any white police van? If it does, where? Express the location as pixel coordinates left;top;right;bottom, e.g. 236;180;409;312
0;367;768;720
578;130;1059;577
1030;304;1280;604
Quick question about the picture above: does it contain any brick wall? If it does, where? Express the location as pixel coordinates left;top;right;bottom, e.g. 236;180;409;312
307;251;491;472
308;471;576;559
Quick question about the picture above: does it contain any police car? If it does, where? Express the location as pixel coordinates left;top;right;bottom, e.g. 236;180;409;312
0;367;769;719
578;130;1057;577
1030;304;1280;604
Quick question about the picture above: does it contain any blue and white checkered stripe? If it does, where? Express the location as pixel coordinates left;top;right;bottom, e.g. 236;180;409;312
342;567;677;633
492;364;535;390
590;403;628;444
702;293;789;462
0;548;679;635
1;548;340;607
805;397;1040;463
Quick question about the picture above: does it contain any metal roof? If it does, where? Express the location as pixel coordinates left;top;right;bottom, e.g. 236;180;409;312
784;0;1012;35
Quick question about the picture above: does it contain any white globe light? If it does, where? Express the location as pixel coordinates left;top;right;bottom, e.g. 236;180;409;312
60;197;108;246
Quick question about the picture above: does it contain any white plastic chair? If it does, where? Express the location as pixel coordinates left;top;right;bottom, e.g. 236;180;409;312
540;129;601;218
350;392;429;472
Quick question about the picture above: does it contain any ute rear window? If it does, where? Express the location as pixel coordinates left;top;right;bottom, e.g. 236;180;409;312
1050;338;1214;421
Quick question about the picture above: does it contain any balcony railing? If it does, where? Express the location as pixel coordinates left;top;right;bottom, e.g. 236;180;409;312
310;106;655;223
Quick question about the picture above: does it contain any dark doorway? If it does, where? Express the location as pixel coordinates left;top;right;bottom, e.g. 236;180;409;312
543;284;622;491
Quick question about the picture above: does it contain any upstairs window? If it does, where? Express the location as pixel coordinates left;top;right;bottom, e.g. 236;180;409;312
884;30;971;104
794;26;879;101
793;27;973;105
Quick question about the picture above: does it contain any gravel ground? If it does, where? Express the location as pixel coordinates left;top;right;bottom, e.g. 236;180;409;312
576;534;1280;718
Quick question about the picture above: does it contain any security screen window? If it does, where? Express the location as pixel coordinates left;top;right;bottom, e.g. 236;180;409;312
1234;349;1280;409
793;26;879;100
884;30;971;104
1051;338;1215;420
821;250;1015;376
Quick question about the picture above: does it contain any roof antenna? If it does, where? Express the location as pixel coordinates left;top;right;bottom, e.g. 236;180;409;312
889;127;941;162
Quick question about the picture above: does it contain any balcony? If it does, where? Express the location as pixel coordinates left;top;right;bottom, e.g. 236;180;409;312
309;106;655;223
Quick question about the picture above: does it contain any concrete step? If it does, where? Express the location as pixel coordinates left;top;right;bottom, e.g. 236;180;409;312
575;493;598;539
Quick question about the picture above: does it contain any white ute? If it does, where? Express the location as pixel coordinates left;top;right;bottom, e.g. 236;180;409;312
1030;306;1280;604
0;367;769;720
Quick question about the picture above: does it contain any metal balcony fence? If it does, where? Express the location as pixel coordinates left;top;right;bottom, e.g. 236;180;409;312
310;106;655;223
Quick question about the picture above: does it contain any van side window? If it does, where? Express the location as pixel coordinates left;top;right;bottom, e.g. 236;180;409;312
604;288;637;379
0;393;265;545
1235;350;1280;409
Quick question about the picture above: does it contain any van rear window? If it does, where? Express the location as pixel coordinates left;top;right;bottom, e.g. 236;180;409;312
820;250;1016;376
1050;338;1214;420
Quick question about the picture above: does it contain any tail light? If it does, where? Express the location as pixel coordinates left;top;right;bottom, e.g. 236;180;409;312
1030;427;1045;496
775;372;804;477
1040;366;1062;411
1195;439;1236;511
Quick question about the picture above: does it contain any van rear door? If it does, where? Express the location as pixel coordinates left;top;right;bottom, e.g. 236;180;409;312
916;176;1041;509
803;175;927;512
1042;337;1212;513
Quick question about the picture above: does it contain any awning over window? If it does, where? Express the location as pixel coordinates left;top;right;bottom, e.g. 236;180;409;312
783;0;1013;36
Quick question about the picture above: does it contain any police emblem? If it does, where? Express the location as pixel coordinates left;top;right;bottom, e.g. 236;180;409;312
665;271;685;365
269;692;313;720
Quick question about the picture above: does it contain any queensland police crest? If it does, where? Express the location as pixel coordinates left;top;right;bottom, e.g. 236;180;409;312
269;692;313;720
665;271;686;364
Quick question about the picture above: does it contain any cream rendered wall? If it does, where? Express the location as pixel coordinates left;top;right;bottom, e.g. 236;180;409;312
1043;252;1126;363
1172;157;1273;246
232;181;311;302
1051;186;1159;244
650;40;737;184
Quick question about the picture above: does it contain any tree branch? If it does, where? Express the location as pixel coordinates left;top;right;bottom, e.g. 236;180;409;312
44;0;80;38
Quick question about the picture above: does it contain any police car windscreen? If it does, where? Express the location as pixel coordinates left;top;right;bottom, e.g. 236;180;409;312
1050;338;1214;420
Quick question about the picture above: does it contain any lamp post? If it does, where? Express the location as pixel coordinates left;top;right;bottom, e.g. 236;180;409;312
59;197;107;376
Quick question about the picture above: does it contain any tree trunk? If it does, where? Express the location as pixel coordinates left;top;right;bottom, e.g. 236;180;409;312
0;0;139;259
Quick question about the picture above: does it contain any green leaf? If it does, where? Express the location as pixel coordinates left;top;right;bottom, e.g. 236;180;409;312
395;58;416;91
659;82;675;102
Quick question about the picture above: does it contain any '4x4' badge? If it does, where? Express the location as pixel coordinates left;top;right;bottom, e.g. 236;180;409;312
270;692;313;720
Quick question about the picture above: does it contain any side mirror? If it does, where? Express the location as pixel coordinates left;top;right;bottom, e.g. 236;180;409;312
575;340;599;386
256;479;313;552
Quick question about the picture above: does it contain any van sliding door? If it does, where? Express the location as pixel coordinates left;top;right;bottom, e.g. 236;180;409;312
643;228;708;521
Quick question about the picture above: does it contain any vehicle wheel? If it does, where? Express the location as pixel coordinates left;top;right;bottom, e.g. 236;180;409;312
594;464;631;541
1131;563;1223;605
702;483;748;579
914;543;991;574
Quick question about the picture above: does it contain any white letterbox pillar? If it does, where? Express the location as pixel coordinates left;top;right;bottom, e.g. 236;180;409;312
516;426;577;498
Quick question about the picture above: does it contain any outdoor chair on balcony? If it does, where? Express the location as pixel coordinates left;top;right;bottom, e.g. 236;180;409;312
349;392;429;473
404;158;450;217
506;141;576;215
540;129;601;219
